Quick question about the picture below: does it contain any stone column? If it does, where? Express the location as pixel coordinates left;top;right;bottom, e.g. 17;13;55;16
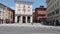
26;16;27;23
21;16;23;23
15;16;17;23
30;16;33;23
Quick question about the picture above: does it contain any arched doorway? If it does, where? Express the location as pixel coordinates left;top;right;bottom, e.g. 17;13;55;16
56;20;60;26
27;16;30;23
23;16;26;23
17;16;20;23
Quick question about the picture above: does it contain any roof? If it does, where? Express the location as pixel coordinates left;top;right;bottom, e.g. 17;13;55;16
36;8;46;10
35;6;47;10
0;2;15;11
0;2;6;7
15;0;33;4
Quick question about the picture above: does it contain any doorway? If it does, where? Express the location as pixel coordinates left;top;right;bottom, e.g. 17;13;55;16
23;16;26;23
27;16;30;23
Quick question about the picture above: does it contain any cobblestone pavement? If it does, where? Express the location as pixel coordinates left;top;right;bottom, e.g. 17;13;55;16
0;25;60;34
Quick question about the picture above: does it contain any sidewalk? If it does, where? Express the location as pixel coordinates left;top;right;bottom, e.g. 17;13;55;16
0;23;60;29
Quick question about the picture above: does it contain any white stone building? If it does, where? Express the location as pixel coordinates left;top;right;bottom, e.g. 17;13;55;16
15;0;33;23
46;0;60;25
0;3;8;23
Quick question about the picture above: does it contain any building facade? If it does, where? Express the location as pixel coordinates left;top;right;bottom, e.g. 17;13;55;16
15;0;33;23
0;3;8;24
33;6;47;23
33;9;35;23
46;0;60;26
0;3;15;24
5;7;15;23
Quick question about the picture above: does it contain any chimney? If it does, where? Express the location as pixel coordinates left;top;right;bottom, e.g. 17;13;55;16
40;6;44;8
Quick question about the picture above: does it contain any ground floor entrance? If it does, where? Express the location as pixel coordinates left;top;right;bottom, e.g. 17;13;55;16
15;15;33;23
23;16;26;23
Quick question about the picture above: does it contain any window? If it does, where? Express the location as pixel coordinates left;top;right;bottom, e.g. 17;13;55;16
56;9;59;14
18;9;20;11
28;6;30;8
47;14;49;16
0;11;1;13
23;9;25;12
5;14;7;16
0;11;1;16
23;5;25;8
52;12;55;15
49;14;50;16
57;1;59;6
3;12;5;13
48;13;52;16
28;10;30;12
38;14;45;16
11;15;13;19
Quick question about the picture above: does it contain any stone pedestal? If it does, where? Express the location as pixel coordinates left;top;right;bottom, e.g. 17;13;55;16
15;16;17;23
26;16;27;23
30;16;33;23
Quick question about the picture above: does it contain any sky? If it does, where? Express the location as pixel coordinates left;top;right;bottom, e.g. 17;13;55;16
0;0;46;10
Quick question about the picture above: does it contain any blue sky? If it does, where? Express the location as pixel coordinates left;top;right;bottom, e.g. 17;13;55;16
0;0;46;10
